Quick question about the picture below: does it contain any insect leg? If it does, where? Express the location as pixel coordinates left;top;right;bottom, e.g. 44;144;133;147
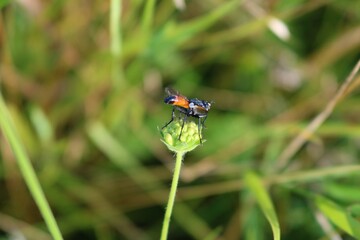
162;108;175;129
202;116;208;129
198;117;203;144
179;115;187;140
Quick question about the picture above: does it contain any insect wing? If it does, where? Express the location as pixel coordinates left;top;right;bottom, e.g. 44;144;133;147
165;87;178;96
189;98;211;117
165;87;188;99
195;105;208;114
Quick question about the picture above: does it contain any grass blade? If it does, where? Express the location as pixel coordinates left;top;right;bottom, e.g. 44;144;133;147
167;0;240;45
141;0;156;33
315;195;360;238
110;0;123;86
245;172;280;240
0;95;63;240
110;0;122;58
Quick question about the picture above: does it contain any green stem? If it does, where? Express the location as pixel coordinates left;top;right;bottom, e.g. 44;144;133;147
141;0;155;33
110;0;121;58
160;151;185;240
0;95;63;240
110;0;123;86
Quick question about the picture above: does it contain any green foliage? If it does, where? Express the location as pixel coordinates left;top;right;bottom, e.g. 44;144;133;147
245;172;280;240
0;95;63;240
0;0;360;239
0;0;10;9
315;195;360;238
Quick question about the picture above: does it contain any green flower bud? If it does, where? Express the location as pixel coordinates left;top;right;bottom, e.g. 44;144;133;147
180;134;187;143
164;133;173;146
160;119;203;153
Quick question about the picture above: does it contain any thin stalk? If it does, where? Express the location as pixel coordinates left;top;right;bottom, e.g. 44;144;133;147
110;0;123;86
0;95;63;240
160;151;184;240
110;0;121;58
141;0;156;33
276;59;360;171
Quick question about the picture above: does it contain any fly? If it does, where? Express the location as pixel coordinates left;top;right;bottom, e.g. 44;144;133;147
162;87;211;143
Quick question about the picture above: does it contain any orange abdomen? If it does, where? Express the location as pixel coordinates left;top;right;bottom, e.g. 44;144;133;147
164;95;189;109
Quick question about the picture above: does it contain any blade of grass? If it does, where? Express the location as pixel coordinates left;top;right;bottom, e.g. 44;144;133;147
244;172;280;240
141;0;156;34
0;212;51;240
276;59;360;171
110;0;122;58
58;171;147;240
314;211;341;240
243;206;265;240
29;105;53;144
162;165;360;204
315;195;360;238
0;94;63;240
323;182;360;202
186;0;328;48
166;0;241;46
203;226;223;240
110;0;123;86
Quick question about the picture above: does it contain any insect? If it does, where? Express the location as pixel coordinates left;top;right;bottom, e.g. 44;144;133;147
162;87;212;143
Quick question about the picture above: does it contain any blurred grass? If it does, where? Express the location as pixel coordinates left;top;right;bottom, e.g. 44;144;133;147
0;94;62;239
0;0;360;239
245;172;280;240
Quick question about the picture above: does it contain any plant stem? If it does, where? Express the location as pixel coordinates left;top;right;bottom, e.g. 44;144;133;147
141;0;155;33
0;95;63;240
160;151;185;240
110;0;123;87
110;0;121;58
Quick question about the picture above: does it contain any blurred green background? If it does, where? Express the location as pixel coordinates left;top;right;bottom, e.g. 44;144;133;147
1;0;360;239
